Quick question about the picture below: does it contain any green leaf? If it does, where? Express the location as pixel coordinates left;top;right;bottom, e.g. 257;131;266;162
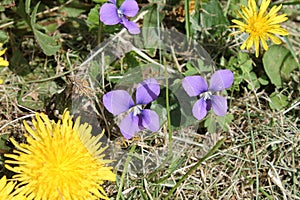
239;54;253;73
281;51;298;81
0;134;10;154
183;62;198;76
18;95;45;110
205;115;217;134
92;0;107;3
142;4;165;56
29;2;59;56
258;77;269;85
143;4;164;28
25;0;31;14
33;29;60;56
18;81;59;111
60;7;85;18
16;0;28;20
269;92;289;110
216;114;233;132
201;0;229;34
0;30;9;43
87;5;100;30
246;71;260;90
263;45;298;88
30;1;40;26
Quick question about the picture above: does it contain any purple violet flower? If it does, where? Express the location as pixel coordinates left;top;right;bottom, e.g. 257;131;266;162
182;70;234;120
99;0;140;34
103;78;160;139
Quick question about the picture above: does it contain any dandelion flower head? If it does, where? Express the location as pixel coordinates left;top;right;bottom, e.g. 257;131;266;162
231;0;288;57
5;110;116;200
0;43;9;84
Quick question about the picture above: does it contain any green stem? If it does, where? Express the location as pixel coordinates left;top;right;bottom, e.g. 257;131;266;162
164;138;225;200
184;0;191;39
98;22;103;44
116;144;136;200
246;104;259;200
164;65;173;152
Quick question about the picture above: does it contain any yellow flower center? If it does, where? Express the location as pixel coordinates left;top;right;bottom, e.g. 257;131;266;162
247;17;267;36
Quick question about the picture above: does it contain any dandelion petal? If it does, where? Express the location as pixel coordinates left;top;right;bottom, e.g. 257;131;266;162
120;0;139;17
211;95;227;116
120;112;141;139
140;109;160;132
103;90;134;115
209;70;234;92
136;78;160;105
182;76;208;97
100;3;121;25
122;18;140;34
192;98;208;120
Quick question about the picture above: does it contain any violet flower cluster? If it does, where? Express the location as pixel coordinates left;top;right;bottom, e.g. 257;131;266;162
99;0;140;34
103;70;234;139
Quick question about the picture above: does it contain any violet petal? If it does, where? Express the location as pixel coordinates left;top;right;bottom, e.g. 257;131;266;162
136;78;160;105
182;76;208;97
120;0;139;17
99;3;121;25
103;90;134;115
109;0;116;4
120;112;141;139
140;109;160;132
211;95;227;116
121;17;140;34
209;70;234;92
192;98;208;120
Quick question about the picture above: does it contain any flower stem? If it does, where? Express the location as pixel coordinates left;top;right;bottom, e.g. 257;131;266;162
156;2;173;153
164;138;225;200
97;22;103;44
164;65;173;152
184;0;191;39
116;144;136;200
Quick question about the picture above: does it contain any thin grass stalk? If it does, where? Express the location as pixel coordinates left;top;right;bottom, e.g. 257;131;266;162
259;187;274;200
116;144;136;200
284;36;300;67
224;0;231;17
246;103;259;199
164;65;173;151
156;3;173;151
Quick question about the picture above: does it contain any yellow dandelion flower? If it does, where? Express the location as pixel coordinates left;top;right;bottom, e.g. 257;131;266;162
231;0;289;57
5;110;116;200
0;43;9;67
